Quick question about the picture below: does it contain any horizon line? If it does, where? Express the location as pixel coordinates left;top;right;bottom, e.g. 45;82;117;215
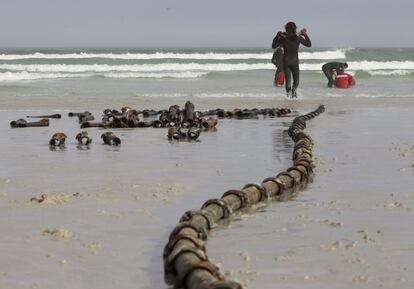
0;46;413;49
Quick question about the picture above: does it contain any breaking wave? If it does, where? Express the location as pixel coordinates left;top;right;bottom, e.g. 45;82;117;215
0;49;346;61
367;70;412;76
0;71;208;81
0;60;413;73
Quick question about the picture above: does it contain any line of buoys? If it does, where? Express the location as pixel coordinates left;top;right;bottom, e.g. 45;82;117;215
162;105;325;289
200;107;291;119
48;131;115;147
79;104;292;131
9;102;293;146
161;102;291;141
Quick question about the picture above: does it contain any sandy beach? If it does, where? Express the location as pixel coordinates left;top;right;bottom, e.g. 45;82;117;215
208;104;414;289
1;95;414;289
0;47;414;289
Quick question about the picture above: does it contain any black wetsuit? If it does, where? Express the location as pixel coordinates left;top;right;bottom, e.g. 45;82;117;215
272;32;311;96
322;62;347;87
271;47;284;68
271;47;284;84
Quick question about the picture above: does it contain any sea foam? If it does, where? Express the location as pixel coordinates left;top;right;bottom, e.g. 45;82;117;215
0;50;345;60
0;71;207;81
1;61;413;73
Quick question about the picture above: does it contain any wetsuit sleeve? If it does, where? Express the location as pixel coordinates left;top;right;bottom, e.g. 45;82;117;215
299;34;311;47
272;36;283;49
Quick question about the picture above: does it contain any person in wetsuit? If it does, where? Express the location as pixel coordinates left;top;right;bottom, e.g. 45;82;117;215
322;62;348;87
271;47;284;86
272;21;311;98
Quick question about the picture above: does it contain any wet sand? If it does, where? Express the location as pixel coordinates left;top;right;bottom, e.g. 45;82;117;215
0;98;414;289
208;106;414;289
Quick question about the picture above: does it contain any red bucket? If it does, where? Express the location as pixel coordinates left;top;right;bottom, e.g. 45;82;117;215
334;74;349;89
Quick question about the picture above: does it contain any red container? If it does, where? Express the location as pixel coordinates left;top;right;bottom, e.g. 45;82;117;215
274;71;285;86
335;74;349;88
344;73;356;87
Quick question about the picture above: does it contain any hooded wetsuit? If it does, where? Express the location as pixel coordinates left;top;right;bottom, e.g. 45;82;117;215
322;62;347;87
272;32;311;95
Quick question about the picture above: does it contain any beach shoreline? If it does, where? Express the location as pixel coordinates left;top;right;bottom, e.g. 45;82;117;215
0;46;414;289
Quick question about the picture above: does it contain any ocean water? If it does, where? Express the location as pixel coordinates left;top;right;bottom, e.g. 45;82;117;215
0;47;413;109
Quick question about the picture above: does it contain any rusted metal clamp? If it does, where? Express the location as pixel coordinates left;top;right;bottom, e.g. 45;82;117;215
294;141;313;151
294;115;306;121
164;243;208;285
292;119;306;127
261;177;286;195
242;182;269;202
276;171;299;187
176;261;224;289
168;221;208;242
201;199;233;219
287;128;300;138
292;132;312;142
294;159;314;175
167;244;207;267
298;130;311;138
299;134;313;143
163;234;206;260
221;190;249;210
293;150;313;162
292;124;306;131
180;209;217;230
292;118;304;125
208;280;243;289
295;136;313;145
287;166;307;183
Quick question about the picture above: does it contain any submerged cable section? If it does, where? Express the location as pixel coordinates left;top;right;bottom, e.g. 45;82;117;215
163;105;326;289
